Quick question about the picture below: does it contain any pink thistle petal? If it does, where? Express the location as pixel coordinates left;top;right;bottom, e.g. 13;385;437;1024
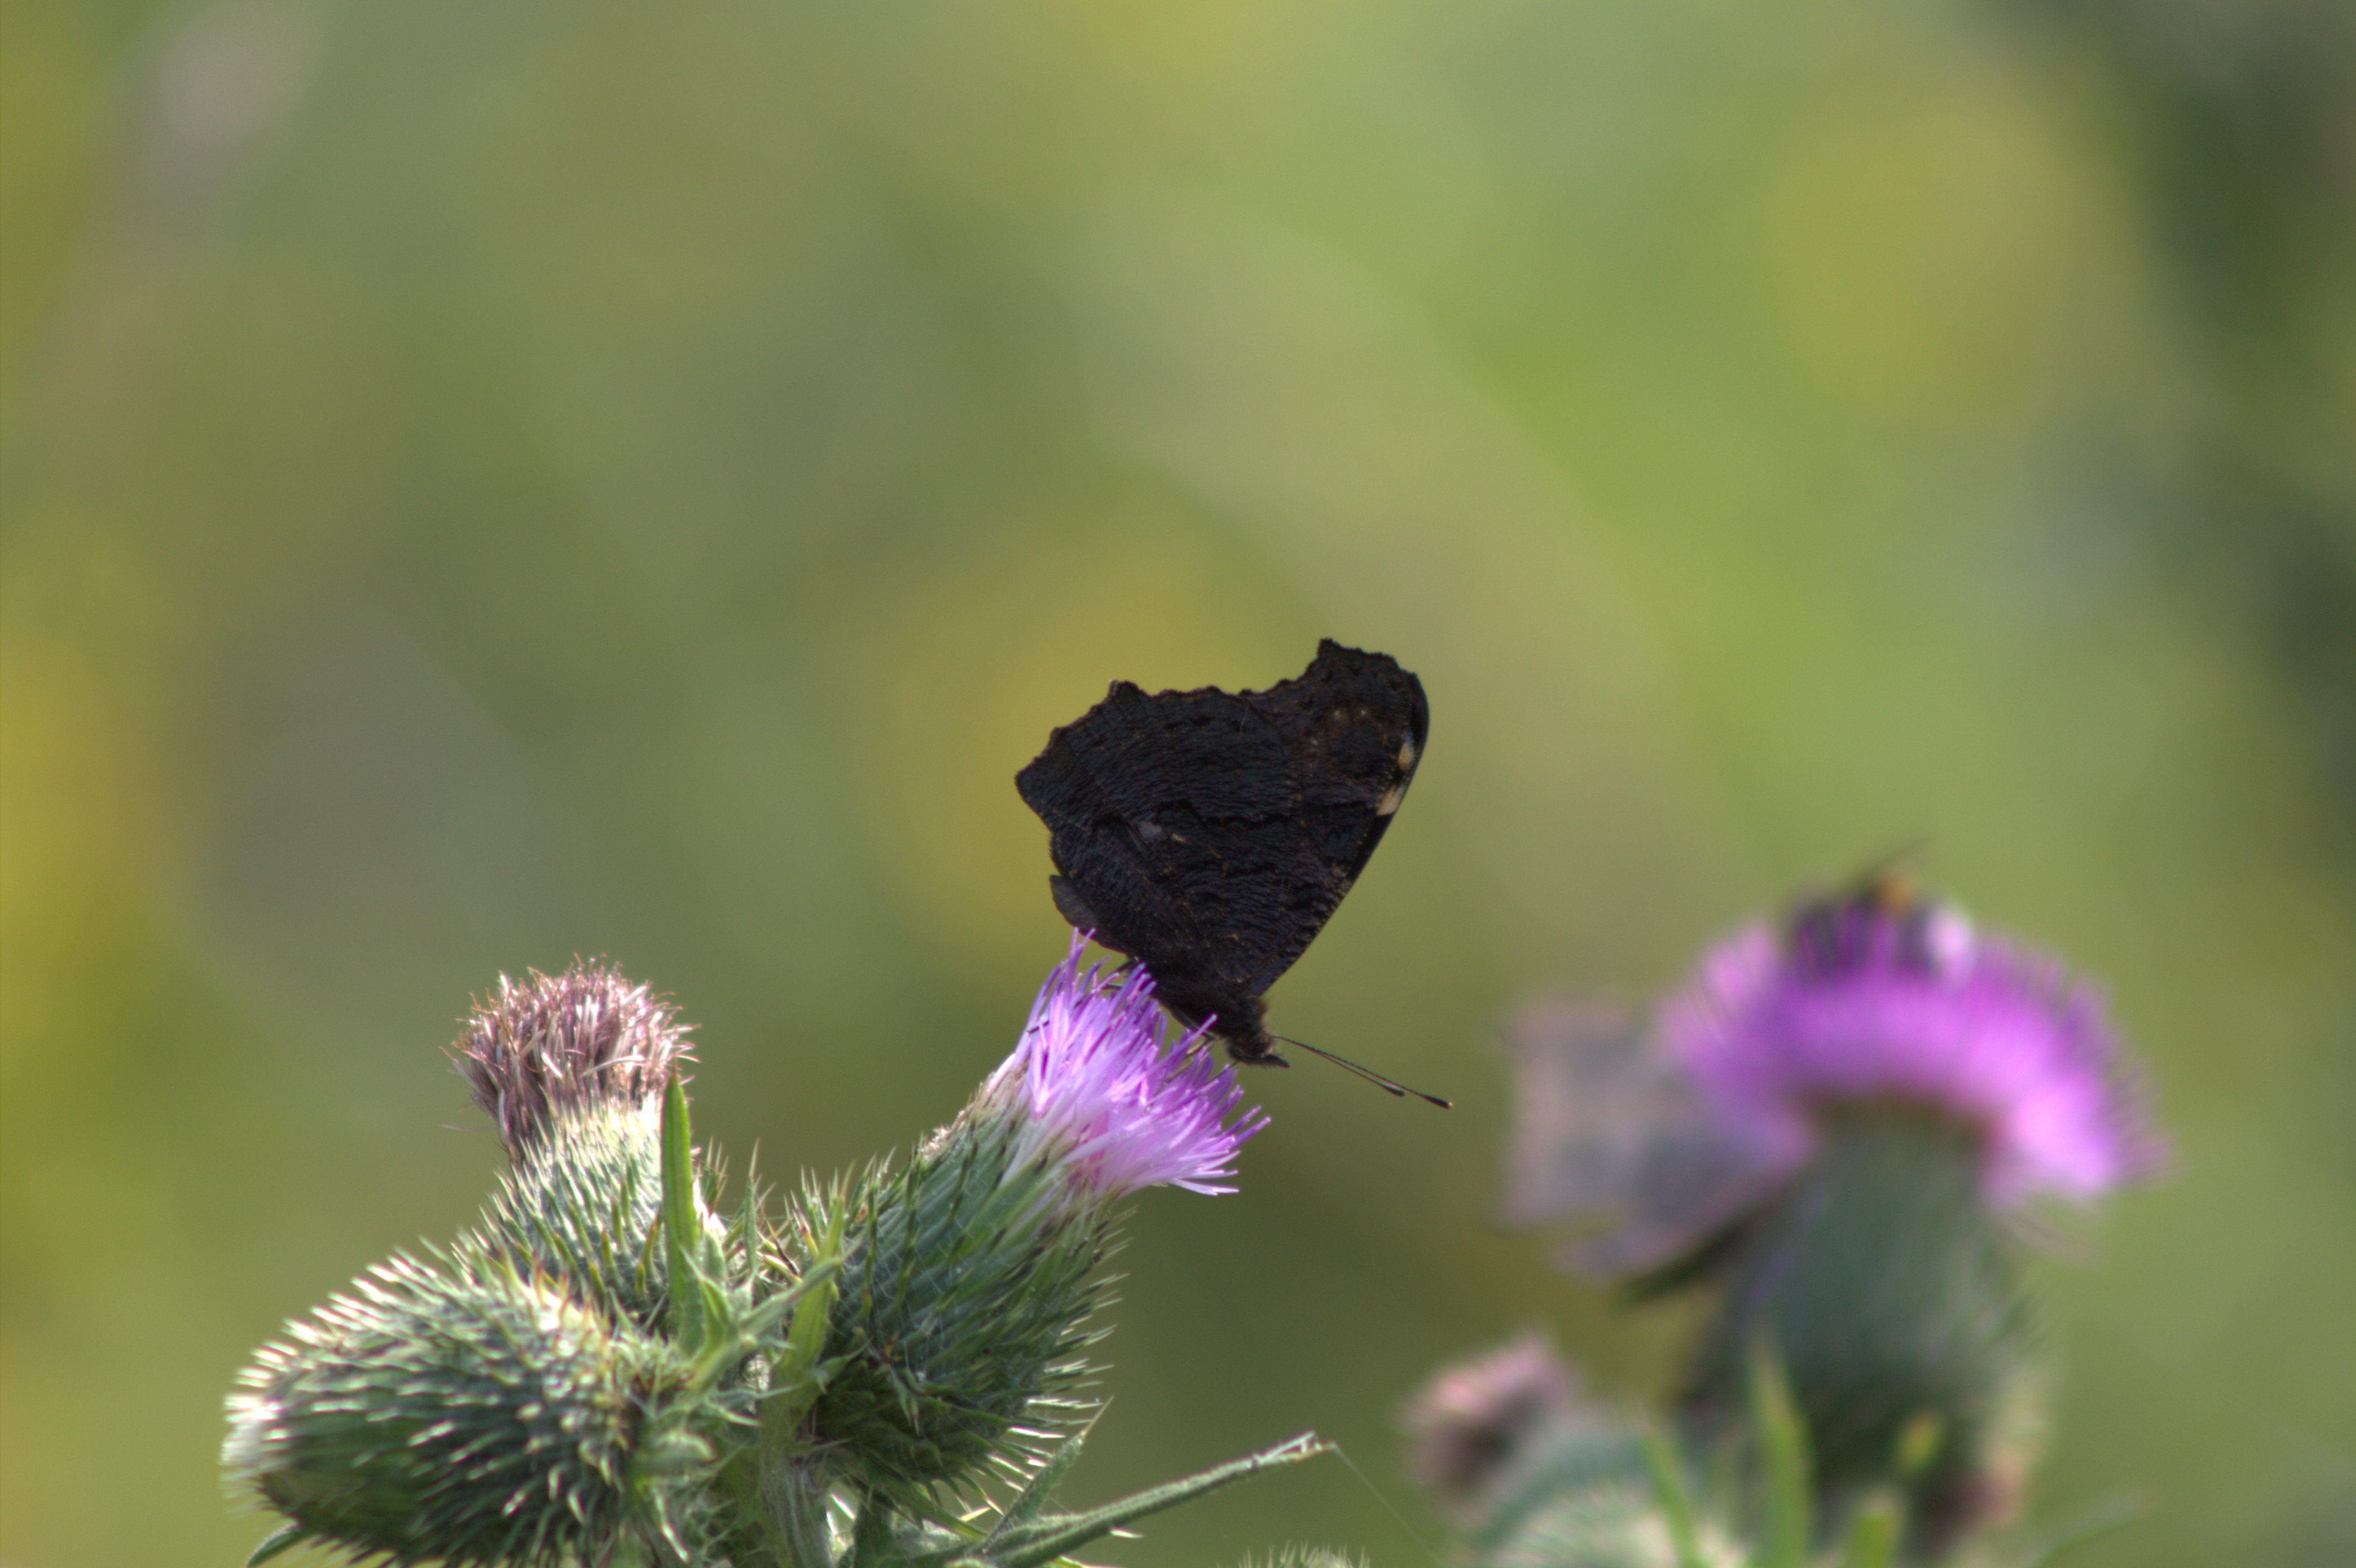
1661;905;2164;1208
987;933;1269;1197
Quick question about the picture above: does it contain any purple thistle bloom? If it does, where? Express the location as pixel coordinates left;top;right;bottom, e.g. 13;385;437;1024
986;934;1270;1197
1661;896;2163;1208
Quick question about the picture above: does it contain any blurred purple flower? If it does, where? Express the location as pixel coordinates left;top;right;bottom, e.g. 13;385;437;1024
985;934;1269;1197
1399;1331;1582;1516
1662;894;2164;1208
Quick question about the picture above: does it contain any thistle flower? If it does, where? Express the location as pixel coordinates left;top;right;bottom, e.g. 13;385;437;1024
1500;878;2163;1559
981;934;1271;1200
224;1257;708;1566
805;936;1266;1500
454;959;694;1161
1662;892;2162;1208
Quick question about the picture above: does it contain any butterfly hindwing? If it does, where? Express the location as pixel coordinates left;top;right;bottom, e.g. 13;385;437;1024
1018;679;1294;1007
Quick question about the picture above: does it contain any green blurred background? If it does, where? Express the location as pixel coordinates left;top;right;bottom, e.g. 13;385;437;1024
4;2;2351;1564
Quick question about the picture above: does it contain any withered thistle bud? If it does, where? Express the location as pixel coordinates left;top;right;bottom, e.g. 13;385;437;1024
455;959;693;1161
1400;1332;1582;1519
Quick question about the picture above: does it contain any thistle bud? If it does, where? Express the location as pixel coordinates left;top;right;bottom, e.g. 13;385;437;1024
224;1257;708;1565
454;959;693;1163
453;962;715;1333
1400;1332;1584;1520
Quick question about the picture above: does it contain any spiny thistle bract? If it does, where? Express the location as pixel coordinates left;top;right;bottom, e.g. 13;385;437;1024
795;1132;1108;1502
223;1256;710;1566
464;1101;674;1334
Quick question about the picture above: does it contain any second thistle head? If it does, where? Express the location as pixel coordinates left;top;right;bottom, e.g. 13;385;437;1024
1503;872;2164;1559
449;961;708;1334
1665;875;2160;1553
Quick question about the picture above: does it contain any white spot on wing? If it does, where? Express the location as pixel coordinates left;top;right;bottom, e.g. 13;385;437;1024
1397;737;1418;770
1377;780;1406;816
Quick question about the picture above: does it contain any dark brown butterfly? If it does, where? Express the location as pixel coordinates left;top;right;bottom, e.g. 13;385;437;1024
1016;639;1446;1105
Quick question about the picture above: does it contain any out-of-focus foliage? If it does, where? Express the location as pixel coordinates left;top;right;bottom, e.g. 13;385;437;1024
2;3;2349;1566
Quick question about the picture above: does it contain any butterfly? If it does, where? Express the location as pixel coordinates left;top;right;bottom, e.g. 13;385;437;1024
1015;639;1446;1105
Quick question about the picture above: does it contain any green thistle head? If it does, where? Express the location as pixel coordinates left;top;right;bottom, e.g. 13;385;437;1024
224;1258;711;1565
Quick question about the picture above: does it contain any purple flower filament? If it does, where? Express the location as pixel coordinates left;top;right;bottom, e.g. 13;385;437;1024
1663;897;2161;1208
990;934;1270;1197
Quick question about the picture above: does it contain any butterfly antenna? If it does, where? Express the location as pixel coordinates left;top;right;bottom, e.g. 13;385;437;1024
1271;1035;1452;1108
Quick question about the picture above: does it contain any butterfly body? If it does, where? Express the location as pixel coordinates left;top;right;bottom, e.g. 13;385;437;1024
1017;639;1428;1069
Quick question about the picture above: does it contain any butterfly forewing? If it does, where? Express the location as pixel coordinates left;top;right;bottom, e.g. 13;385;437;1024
1236;642;1428;994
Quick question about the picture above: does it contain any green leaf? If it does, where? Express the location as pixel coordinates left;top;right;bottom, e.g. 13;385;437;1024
1640;1425;1709;1568
741;1157;764;1283
741;1258;840;1350
1834;1491;1901;1568
1747;1336;1812;1568
771;1180;848;1435
980;1410;1103;1538
662;1077;705;1353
